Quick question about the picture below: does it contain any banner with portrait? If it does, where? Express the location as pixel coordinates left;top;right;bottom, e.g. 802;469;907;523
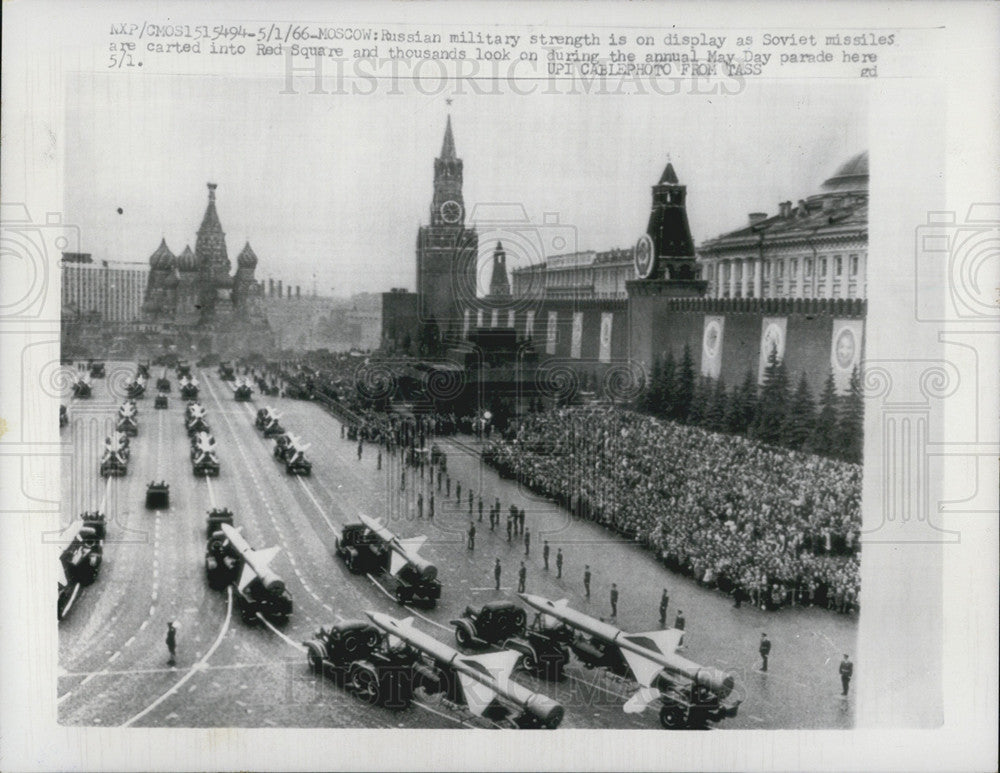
758;316;788;384
570;312;584;359
701;315;725;378
476;309;484;328
830;318;864;392
525;310;535;340
507;310;515;328
599;312;614;363
546;310;558;355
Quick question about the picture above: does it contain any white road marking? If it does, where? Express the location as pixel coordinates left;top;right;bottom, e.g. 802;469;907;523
120;586;233;727
139;620;149;631
125;636;135;647
109;651;121;662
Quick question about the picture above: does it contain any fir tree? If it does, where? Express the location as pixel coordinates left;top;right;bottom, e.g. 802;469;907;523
782;371;815;450
751;344;789;445
726;369;758;435
673;342;696;422
688;375;708;427
644;356;663;414
655;350;677;419
810;369;839;457
838;365;865;463
705;377;729;433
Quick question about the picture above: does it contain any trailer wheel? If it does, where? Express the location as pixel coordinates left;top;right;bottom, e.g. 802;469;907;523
517;649;536;673
659;702;688;729
454;623;473;648
512;608;527;634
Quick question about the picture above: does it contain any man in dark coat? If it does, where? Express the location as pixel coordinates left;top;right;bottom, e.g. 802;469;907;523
166;621;177;665
494;558;502;591
674;610;685;631
610;583;619;618
556;548;563;578
517;562;527;593
659;589;670;626
839;654;853;696
543;541;550;570
524;528;531;557
468;522;476;550
759;633;771;672
583;565;591;598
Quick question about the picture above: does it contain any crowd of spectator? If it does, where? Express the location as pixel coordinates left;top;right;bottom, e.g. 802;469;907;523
483;405;861;613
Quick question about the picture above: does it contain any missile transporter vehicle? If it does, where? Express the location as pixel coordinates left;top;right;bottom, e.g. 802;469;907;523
452;602;572;680
154;393;168;409
204;528;240;590
335;521;441;607
303;621;415;708
89;361;106;378
218;362;235;381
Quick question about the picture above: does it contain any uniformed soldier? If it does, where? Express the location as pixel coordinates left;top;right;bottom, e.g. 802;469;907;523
445;476;451;497
759;633;771;672
524;528;531;557
376;450;382;470
428;493;434;520
543;541;550;570
517;562;527;593
166;621;177;665
417;492;423;519
839;654;853;696
674;610;685;631
610;583;619;617
437;469;442;491
400;469;406;491
468;522;476;550
659;588;670;626
583;565;591;598
357;439;363;461
494;558;502;591
468;490;474;515
456;481;462;502
478;496;484;522
506;515;513;542
556;548;563;578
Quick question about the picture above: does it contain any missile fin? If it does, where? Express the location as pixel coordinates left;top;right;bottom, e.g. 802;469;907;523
623;686;661;714
625;629;684;656
398;536;426;554
253;546;280;567
459;649;521;687
456;672;498;717
237;563;256;591
389;551;406;576
620;647;665;688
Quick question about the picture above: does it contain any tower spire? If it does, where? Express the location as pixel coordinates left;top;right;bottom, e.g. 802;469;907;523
488;241;511;298
440;115;456;160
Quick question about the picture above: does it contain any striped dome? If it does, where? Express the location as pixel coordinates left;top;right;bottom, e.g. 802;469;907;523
149;238;175;269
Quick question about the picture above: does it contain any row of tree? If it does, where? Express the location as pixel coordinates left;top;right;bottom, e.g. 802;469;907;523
640;343;864;464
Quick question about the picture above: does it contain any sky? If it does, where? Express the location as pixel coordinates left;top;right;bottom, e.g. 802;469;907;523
65;73;866;297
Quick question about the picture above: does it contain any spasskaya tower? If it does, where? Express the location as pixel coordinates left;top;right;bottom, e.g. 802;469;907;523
416;116;478;343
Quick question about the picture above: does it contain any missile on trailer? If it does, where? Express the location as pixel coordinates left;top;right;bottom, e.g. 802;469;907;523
358;513;437;582
219;523;284;594
366;611;563;728
519;593;734;699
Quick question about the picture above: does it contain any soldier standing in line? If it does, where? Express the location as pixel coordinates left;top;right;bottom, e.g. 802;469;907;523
478;495;484;522
759;633;771;672
583;565;591;598
610;583;619;618
357;439;363;461
659;588;670;626
494;558;502;591
468;522;476;550
519;508;526;536
377;449;382;470
674;610;685;631
446;475;451;497
506;513;513;543
437;469;442;491
517;562;527;593
839;654;853;696
417;492;423;519
524;528;531;557
543;541;550;570
428;493;434;520
166;621;177;666
556;548;563;578
468;490;473;516
400;469;406;491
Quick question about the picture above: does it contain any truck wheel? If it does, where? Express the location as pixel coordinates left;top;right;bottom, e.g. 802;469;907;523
659;703;688;729
308;650;323;674
350;662;381;704
518;649;536;673
513;608;527;633
454;624;472;648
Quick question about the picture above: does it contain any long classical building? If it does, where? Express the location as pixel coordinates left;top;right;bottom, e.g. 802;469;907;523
698;151;868;301
61;253;149;322
508;151;868;305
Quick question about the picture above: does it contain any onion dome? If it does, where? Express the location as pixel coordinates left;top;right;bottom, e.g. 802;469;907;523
177;245;197;272
149;238;175;269
822;151;868;193
236;241;258;269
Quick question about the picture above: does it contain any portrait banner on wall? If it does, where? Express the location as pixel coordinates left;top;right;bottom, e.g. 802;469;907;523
525;309;535;340
546;310;558;355
507;309;515;328
831;318;864;392
701;315;725;378
599;312;613;363
758;316;788;384
570;311;583;359
490;309;498;328
476;309;484;328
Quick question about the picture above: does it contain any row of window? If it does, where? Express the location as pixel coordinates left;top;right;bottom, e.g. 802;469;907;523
707;253;863;283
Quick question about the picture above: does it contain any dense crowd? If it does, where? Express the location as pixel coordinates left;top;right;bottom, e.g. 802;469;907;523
483;405;861;613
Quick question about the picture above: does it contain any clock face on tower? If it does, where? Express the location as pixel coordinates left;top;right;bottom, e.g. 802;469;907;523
440;200;463;224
